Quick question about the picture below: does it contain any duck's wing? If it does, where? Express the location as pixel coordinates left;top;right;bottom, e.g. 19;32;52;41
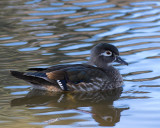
46;65;107;91
26;64;84;72
11;64;107;91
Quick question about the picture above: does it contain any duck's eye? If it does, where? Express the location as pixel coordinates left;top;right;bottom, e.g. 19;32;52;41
101;50;112;56
105;51;112;56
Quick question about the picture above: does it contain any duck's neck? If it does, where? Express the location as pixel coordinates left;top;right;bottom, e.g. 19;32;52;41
88;60;113;70
97;63;122;81
88;58;123;82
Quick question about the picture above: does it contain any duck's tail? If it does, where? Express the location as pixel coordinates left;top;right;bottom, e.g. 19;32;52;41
10;70;68;91
10;71;26;79
10;71;52;85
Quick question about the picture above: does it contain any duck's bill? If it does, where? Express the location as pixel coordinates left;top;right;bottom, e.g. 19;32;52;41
115;56;128;65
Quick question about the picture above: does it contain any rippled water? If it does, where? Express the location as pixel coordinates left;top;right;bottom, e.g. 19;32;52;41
0;0;160;127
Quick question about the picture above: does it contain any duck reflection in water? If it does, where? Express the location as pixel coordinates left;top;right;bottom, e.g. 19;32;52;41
11;87;129;126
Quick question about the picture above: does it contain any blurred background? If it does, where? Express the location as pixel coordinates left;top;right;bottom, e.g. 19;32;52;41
0;0;160;128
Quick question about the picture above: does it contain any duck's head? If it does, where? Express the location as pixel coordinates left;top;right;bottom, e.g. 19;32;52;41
89;43;128;68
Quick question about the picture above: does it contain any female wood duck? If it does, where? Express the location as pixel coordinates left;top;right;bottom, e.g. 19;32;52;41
10;43;128;92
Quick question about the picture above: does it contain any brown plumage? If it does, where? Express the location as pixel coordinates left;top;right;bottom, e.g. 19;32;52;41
46;71;66;80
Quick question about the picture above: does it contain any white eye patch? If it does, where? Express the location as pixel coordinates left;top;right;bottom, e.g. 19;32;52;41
101;50;112;56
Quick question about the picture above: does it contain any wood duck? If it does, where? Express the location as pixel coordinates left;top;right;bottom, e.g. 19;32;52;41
10;43;128;92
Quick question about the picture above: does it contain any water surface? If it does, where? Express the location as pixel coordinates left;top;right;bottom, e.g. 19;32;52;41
0;0;160;128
